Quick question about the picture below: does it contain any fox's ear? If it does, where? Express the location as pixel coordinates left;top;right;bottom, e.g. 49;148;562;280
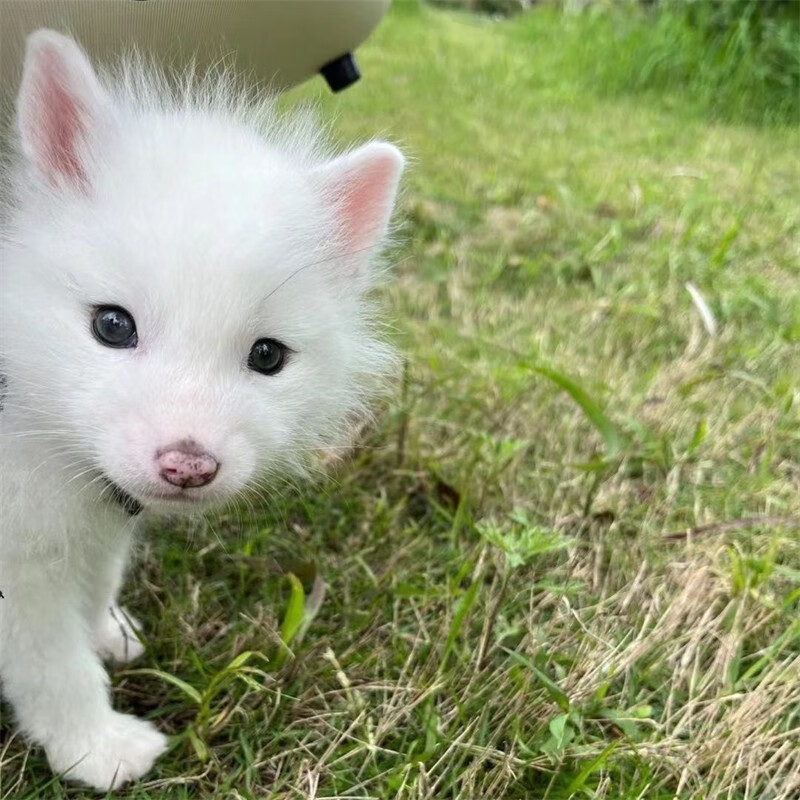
314;142;404;269
16;29;110;188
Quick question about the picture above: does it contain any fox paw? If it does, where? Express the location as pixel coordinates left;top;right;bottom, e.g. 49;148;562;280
95;605;145;664
48;712;167;790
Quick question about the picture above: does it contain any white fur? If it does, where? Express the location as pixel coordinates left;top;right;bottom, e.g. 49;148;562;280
0;30;403;791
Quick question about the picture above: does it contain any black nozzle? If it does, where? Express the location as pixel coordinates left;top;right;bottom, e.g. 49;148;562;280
320;52;360;93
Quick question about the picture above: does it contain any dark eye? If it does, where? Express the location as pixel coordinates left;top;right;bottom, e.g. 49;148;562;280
248;338;288;375
92;306;137;348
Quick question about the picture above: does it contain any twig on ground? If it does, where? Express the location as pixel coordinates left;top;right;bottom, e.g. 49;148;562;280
664;516;800;542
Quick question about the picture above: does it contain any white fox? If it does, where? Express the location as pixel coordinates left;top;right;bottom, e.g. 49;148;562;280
0;30;403;791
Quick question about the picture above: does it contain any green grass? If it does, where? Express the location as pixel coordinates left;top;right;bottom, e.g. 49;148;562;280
2;3;799;798
515;0;800;126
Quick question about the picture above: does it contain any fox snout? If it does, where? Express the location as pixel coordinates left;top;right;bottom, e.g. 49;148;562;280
156;440;219;488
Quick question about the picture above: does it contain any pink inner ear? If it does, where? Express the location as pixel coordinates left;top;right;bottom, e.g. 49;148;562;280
28;47;88;184
337;156;397;250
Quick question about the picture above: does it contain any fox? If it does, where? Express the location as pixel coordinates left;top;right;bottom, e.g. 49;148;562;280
0;29;403;790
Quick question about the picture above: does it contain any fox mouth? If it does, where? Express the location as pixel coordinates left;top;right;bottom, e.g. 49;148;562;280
101;475;212;516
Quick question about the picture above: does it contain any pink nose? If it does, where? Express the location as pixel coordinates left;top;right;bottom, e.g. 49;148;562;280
157;440;219;488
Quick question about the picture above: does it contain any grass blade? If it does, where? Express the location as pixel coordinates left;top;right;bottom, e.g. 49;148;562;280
504;648;570;712
441;580;480;670
274;572;306;669
534;365;624;456
126;668;202;705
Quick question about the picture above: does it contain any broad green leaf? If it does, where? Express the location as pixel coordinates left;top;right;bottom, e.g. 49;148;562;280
188;727;209;761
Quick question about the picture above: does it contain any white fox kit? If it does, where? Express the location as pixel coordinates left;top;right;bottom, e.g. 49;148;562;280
0;30;403;791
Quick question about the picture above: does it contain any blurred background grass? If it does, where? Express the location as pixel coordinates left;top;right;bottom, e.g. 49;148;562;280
434;0;800;125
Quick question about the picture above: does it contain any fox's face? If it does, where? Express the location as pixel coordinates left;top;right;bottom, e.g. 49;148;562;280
0;31;403;514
